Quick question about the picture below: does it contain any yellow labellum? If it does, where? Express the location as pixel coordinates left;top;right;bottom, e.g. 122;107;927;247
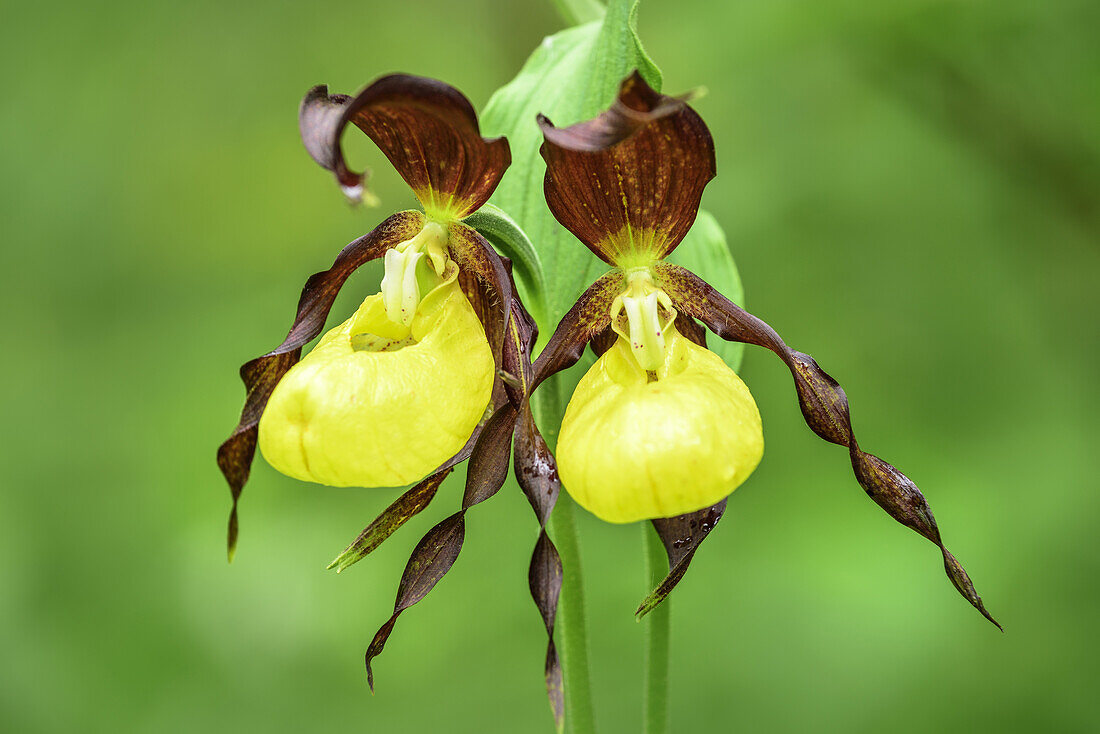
258;269;494;487
557;328;763;523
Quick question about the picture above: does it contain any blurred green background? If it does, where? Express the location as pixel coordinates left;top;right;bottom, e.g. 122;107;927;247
2;0;1098;731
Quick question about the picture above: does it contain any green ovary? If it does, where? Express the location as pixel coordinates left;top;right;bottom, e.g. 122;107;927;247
557;327;764;523
258;273;494;487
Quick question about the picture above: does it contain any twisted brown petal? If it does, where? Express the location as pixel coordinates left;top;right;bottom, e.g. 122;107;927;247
461;403;518;509
328;470;452;574
503;294;564;728
448;222;514;370
636;501;727;618
531;270;625;390
363;511;465;692
653;261;1000;629
363;345;522;688
325;421;492;574
216;211;425;560
514;402;564;729
538;71;715;266
299;76;510;217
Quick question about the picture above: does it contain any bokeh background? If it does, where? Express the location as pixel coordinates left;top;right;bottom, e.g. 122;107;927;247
2;0;1098;731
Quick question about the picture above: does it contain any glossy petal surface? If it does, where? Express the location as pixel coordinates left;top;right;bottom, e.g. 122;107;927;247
538;72;715;266
557;329;762;523
300;76;510;217
258;275;493;487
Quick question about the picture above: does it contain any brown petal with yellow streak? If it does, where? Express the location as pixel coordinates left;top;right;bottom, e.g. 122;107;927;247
538;72;714;266
300;75;510;218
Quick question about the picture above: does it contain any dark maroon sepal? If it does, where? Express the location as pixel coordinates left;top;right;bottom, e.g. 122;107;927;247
448;222;514;369
300;75;510;217
538;71;715;265
637;501;727;618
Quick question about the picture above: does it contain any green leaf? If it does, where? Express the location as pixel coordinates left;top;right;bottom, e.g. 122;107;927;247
550;0;605;26
666;209;746;372
480;0;662;329
464;204;549;329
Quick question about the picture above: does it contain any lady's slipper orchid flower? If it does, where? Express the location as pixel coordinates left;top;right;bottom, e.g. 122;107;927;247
217;73;519;555
532;72;999;628
217;74;565;722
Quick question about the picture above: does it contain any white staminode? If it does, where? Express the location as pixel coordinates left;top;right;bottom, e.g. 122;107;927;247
613;269;676;373
380;222;449;327
381;248;424;326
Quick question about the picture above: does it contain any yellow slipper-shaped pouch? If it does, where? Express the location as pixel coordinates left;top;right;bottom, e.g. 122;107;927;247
258;264;494;487
557;327;763;523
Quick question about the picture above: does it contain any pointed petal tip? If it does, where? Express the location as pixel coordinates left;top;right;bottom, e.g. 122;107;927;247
634;596;657;619
226;508;238;564
980;607;1003;632
656;264;1003;633
682;84;708;103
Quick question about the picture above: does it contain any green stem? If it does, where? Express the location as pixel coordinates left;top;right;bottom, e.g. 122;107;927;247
549;492;597;734
536;376;597;734
642;523;670;734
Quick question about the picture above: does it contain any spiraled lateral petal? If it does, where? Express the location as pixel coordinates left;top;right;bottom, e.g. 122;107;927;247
653;261;1001;630
299;76;510;217
327;468;451;574
508;293;564;729
448;221;515;370
538;71;715;266
516;407;565;731
636;500;727;618
216;211;425;560
364;378;520;689
326;345;525;573
363;511;466;692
